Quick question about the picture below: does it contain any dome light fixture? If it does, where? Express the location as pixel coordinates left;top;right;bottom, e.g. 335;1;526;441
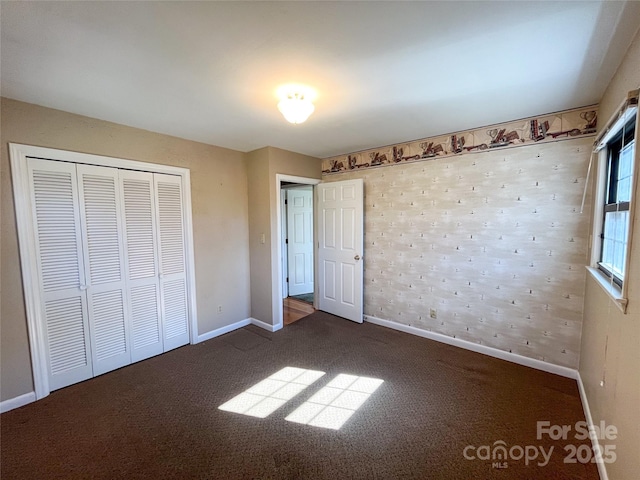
277;90;315;124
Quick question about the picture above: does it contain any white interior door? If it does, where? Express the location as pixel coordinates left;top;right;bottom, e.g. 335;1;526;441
77;164;131;376
287;186;314;296
120;170;164;362
27;158;93;390
317;179;364;323
155;173;190;351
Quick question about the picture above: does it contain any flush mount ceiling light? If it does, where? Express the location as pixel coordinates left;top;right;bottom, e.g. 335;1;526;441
277;87;315;124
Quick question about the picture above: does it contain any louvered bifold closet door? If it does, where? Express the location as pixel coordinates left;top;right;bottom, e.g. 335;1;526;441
154;173;190;351
27;158;93;391
77;164;132;376
119;170;164;362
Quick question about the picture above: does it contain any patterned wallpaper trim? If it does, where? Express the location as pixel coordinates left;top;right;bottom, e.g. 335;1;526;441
322;105;597;175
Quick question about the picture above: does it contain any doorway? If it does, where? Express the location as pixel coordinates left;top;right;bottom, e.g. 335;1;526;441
272;175;364;329
281;183;315;325
274;175;320;329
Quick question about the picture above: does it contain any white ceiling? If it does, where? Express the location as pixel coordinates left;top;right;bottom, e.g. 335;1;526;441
2;1;639;158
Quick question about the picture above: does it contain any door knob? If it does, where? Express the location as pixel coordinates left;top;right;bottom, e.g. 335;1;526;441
354;255;361;261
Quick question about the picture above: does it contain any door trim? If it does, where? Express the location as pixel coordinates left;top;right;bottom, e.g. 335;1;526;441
273;175;320;330
9;143;198;400
281;189;288;299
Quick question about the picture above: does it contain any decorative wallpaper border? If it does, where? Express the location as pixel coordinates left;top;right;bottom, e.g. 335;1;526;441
322;105;597;174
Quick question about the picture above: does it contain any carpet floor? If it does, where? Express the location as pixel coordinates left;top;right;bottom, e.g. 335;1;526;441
1;311;597;479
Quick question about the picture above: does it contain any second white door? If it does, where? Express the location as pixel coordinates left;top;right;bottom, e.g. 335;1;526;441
286;186;314;296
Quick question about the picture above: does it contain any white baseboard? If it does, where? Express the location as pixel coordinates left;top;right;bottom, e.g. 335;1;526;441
196;318;251;343
196;317;283;343
364;315;578;379
576;373;609;480
250;318;282;332
0;391;36;413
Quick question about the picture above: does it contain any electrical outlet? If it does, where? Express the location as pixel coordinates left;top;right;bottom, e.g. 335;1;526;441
430;308;437;319
218;305;223;314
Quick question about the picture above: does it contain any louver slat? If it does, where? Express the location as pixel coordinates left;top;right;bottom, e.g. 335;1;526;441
131;285;160;348
122;179;156;280
163;279;188;339
45;292;87;374
80;174;122;285
156;182;185;275
32;170;81;291
92;290;127;361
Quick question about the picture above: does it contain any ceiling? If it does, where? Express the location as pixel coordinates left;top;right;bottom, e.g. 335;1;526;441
2;1;639;159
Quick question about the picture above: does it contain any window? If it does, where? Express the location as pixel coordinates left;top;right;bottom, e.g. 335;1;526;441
599;117;636;286
588;91;638;311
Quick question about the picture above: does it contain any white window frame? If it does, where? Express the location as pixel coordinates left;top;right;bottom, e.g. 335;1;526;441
10;143;199;400
587;93;639;313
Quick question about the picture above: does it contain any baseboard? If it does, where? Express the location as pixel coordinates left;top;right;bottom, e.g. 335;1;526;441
364;315;578;379
250;318;282;332
196;316;283;343
576;373;609;480
196;318;251;343
0;391;36;413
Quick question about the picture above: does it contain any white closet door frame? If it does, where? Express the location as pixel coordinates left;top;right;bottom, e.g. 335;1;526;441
10;143;198;400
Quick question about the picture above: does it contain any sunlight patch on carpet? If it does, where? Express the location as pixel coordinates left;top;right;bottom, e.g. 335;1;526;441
285;374;384;430
218;367;325;418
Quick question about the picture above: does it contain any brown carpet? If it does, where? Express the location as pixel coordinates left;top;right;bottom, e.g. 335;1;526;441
1;312;597;479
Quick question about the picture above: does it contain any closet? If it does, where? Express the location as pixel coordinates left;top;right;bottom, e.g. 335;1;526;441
25;156;190;392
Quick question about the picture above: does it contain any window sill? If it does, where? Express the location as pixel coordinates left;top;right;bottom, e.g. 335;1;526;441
586;266;628;313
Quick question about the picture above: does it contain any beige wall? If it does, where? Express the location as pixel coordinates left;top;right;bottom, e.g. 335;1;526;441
324;137;592;368
246;146;321;325
579;22;640;480
0;98;251;401
246;147;272;323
